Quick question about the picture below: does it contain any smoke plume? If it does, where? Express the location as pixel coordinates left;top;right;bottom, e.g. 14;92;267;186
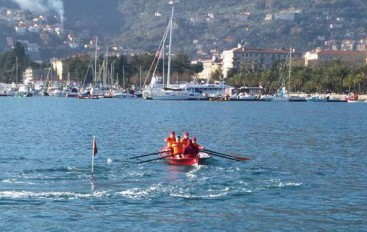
11;0;64;23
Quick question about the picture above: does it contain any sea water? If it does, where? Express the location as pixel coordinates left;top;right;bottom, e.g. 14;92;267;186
0;97;366;231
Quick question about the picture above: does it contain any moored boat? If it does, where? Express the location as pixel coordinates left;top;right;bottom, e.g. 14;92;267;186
288;95;307;102
78;93;99;99
142;8;203;101
307;95;328;102
230;93;260;101
65;92;79;98
344;93;363;103
345;92;358;101
112;90;138;98
326;96;347;102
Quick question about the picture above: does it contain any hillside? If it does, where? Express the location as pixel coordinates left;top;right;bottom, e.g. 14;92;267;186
2;0;367;60
113;0;367;57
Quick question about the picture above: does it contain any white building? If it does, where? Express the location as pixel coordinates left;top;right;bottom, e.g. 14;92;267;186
51;59;63;80
221;43;302;78
304;49;367;67
195;59;222;82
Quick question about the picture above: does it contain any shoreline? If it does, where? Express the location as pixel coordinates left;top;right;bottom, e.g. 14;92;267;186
330;94;367;101
304;93;367;101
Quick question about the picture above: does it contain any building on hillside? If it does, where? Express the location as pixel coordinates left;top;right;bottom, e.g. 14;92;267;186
264;14;273;21
15;25;27;35
23;67;34;85
356;39;367;51
195;57;222;82
22;67;50;82
304;49;367;67
340;39;355;51
27;43;39;53
274;8;301;21
221;43;303;78
51;59;63;80
234;12;250;21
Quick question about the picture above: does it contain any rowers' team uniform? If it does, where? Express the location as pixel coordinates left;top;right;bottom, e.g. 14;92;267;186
165;131;176;149
172;141;184;155
183;139;199;158
165;137;176;148
181;132;190;147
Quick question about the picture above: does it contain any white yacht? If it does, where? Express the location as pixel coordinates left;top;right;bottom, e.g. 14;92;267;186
111;89;137;98
306;95;328;102
143;76;201;100
183;81;233;99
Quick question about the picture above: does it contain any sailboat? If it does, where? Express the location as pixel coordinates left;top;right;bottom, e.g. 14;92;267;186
142;8;201;100
287;48;306;102
6;57;20;96
261;48;306;102
111;65;137;99
79;37;100;99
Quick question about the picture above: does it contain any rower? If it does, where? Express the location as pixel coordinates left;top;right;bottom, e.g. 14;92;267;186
192;137;204;150
181;131;190;147
165;131;176;151
172;136;184;158
183;139;199;158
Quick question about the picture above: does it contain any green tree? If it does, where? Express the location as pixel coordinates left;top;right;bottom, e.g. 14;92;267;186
210;67;223;82
0;42;30;83
63;54;94;83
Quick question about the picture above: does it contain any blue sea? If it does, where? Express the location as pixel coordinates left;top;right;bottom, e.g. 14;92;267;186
0;97;366;231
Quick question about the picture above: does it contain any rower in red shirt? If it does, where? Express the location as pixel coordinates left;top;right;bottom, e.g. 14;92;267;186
181;131;190;147
183;139;199;158
192;137;204;150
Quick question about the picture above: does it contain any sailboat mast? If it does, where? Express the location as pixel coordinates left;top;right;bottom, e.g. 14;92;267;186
123;65;125;89
104;48;109;87
288;47;292;92
166;7;174;87
139;64;142;89
15;56;18;86
162;44;165;87
94;37;98;86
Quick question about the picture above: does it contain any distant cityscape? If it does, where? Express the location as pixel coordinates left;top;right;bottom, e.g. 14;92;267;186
0;6;123;61
1;3;367;63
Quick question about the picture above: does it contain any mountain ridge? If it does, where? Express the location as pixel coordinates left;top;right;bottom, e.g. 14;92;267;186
2;0;367;59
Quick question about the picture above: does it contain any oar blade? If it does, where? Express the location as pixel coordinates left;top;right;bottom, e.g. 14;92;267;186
204;150;241;162
233;156;250;161
203;149;250;162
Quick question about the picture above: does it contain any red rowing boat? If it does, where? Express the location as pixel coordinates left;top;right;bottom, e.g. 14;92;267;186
166;155;199;166
161;148;211;166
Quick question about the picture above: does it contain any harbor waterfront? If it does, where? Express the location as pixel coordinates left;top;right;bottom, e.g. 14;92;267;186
0;98;366;231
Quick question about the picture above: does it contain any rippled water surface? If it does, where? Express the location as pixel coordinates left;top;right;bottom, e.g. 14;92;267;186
0;98;366;231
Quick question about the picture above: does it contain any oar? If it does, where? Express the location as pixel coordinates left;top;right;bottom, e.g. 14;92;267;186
137;154;175;164
203;149;250;161
203;150;241;162
129;150;170;159
204;149;250;161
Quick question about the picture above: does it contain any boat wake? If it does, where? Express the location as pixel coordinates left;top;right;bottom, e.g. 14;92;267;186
0;160;302;202
0;178;302;201
0;190;108;200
